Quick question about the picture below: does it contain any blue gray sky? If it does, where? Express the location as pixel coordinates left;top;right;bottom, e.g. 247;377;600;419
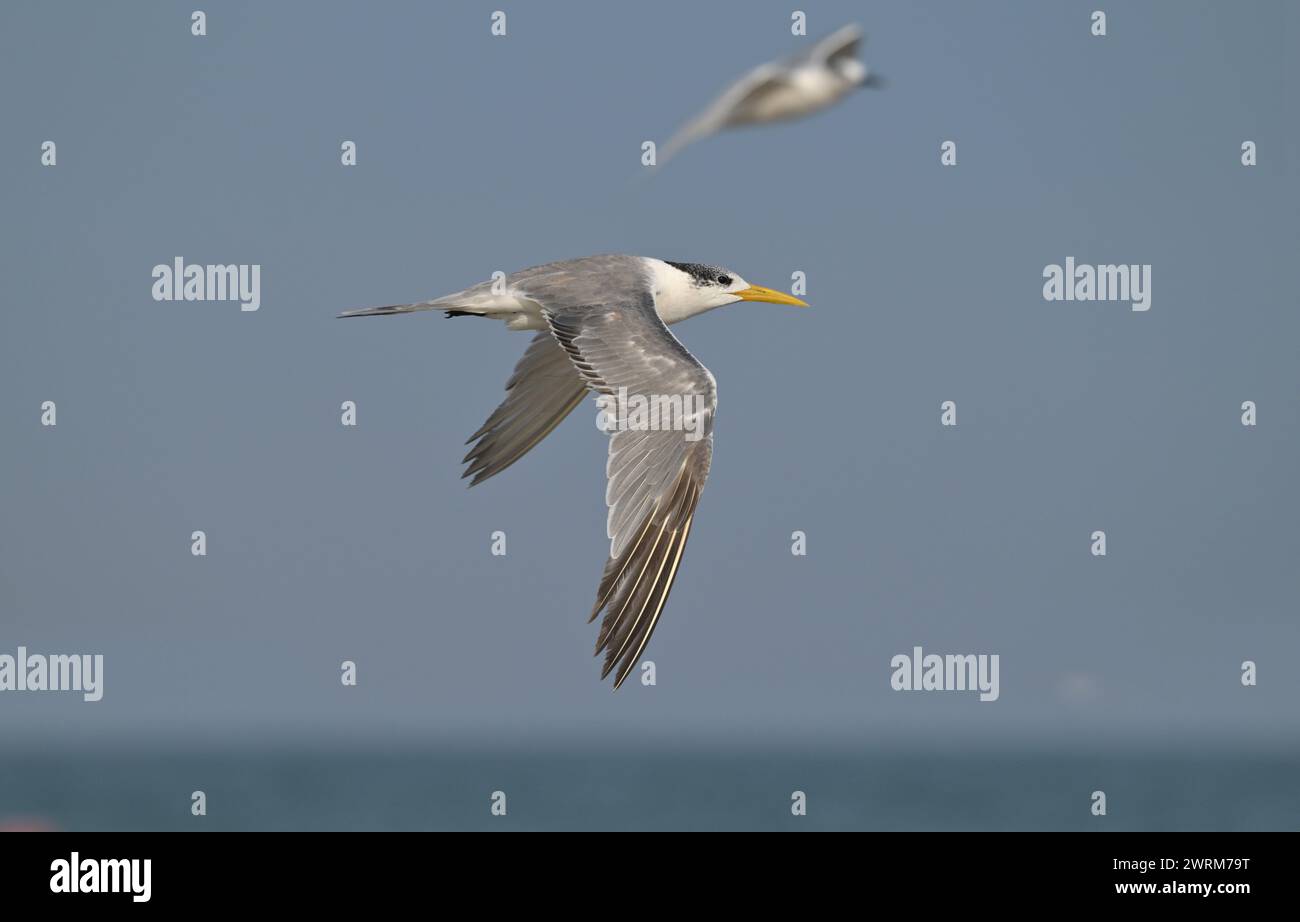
1;0;1296;748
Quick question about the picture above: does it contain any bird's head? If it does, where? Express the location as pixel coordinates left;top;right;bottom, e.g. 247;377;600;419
656;260;808;320
836;57;871;87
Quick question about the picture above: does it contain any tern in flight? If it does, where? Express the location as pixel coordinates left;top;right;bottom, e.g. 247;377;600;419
657;23;883;166
340;255;808;688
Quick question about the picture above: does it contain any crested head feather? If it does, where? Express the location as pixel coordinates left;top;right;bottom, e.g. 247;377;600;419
664;261;729;286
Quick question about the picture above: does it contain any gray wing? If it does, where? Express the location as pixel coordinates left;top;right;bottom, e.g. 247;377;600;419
462;332;589;487
658;62;789;164
544;294;716;689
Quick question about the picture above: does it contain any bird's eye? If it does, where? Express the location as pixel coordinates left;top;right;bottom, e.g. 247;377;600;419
717;275;732;286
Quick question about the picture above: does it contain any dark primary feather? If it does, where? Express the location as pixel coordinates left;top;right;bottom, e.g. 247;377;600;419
589;465;703;686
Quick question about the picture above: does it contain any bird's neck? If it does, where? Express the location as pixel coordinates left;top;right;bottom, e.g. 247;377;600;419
646;258;719;326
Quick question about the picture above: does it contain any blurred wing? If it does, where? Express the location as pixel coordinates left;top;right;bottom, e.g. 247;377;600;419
658;63;788;164
462;332;589;486
804;23;863;67
545;294;716;688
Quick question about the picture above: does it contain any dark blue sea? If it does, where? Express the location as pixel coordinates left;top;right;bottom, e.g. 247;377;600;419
2;745;1297;831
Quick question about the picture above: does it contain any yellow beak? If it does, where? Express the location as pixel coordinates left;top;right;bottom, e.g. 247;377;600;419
734;285;809;307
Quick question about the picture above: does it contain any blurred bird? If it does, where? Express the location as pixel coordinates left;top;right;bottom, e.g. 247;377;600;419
340;255;808;688
658;23;882;166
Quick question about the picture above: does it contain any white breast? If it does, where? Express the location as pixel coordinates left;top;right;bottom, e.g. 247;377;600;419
753;67;850;121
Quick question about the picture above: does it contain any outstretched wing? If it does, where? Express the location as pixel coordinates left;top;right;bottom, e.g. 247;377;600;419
545;294;716;688
658;62;789;164
462;332;590;487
